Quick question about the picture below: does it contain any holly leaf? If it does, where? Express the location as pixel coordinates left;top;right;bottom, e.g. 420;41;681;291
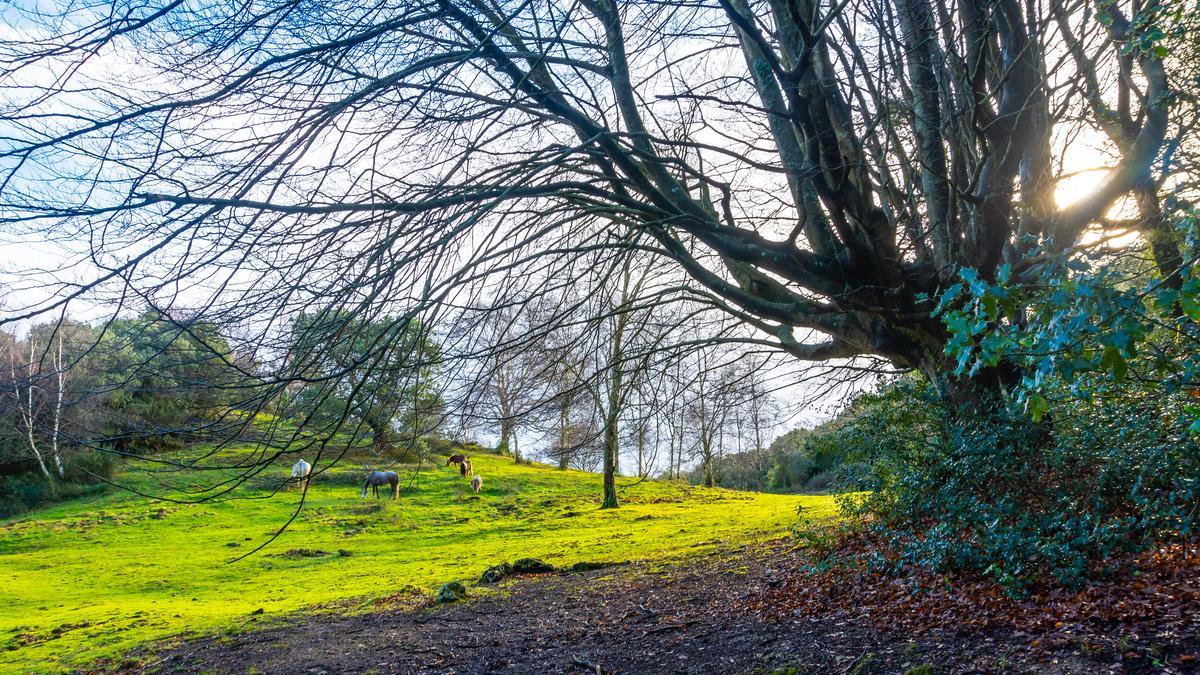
1100;345;1128;381
1027;394;1050;423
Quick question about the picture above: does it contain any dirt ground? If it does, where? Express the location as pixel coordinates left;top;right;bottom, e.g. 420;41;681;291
136;543;1199;674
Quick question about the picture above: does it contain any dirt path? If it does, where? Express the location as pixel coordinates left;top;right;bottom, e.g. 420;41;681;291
139;543;1195;674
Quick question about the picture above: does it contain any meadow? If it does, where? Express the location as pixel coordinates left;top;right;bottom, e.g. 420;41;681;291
0;450;836;672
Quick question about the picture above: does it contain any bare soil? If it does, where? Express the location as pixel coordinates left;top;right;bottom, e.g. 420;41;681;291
134;542;1199;674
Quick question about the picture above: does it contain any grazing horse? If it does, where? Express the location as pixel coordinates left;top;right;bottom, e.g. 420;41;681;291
446;453;467;467
361;471;399;500
460;459;473;477
471;475;483;494
290;459;312;490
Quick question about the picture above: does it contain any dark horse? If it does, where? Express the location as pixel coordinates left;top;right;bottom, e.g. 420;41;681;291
361;471;399;499
447;453;467;467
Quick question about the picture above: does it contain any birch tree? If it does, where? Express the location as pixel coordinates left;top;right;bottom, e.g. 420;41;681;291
8;336;52;482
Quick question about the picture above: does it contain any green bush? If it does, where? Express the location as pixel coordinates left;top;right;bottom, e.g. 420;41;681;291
804;469;838;492
872;210;1200;589
768;454;816;490
842;384;1199;590
0;451;116;518
64;450;117;484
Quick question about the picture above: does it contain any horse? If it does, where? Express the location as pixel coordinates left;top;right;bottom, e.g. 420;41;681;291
361;470;399;499
471;475;483;494
460;459;473;477
290;459;312;490
447;453;467;467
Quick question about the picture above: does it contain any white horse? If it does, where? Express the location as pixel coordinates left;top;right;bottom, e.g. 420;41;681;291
361;470;399;499
471;475;483;494
290;459;312;490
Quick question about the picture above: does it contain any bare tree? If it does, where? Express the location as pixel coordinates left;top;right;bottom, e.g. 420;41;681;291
7;334;52;481
573;254;656;508
542;350;594;471
481;308;553;462
623;386;659;479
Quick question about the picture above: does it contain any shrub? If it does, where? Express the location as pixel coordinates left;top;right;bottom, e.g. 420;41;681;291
0;450;116;518
842;384;1200;590
866;210;1200;589
804;470;837;492
64;450;117;484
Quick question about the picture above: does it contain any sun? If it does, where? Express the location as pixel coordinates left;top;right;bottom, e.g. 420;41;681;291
1055;146;1143;250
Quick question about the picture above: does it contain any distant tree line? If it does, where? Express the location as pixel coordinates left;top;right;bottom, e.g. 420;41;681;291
0;310;445;516
688;385;899;494
0;312;244;514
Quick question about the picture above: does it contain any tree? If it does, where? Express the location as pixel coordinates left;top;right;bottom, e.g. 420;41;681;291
97;311;244;452
683;348;748;487
540;342;595;471
288;312;443;459
622;385;659;479
2;320;105;482
6;331;53;481
30;320;100;478
474;305;554;462
582;254;660;508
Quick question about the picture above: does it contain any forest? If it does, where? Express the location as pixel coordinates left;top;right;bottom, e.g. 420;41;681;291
1;0;1199;671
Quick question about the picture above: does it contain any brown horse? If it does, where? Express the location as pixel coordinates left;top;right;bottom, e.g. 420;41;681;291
460;459;473;477
446;453;467;467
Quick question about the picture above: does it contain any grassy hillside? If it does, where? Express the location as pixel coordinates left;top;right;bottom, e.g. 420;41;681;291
0;450;837;672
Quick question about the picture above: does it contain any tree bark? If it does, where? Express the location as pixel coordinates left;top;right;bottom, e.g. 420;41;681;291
1134;182;1184;293
11;341;53;483
600;409;619;509
498;418;515;459
556;396;570;470
51;334;65;479
702;436;716;488
600;369;621;509
915;353;1026;425
921;358;1055;450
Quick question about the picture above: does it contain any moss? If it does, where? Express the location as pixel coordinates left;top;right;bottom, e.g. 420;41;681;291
0;451;839;671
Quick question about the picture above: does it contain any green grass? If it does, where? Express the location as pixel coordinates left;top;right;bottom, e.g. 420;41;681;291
0;450;837;672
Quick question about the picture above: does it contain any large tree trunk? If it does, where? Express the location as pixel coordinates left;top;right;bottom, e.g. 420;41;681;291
918;356;1055;452
1135;182;1184;294
702;447;715;488
938;369;1017;414
498;418;515;460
